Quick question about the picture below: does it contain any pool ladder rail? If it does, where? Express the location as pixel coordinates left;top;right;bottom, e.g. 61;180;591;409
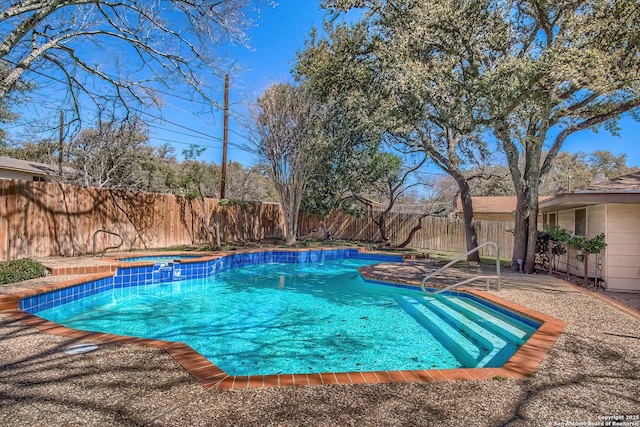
92;229;124;257
420;242;501;296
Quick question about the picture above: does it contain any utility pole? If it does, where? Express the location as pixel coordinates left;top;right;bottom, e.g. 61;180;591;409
220;74;229;199
58;110;64;176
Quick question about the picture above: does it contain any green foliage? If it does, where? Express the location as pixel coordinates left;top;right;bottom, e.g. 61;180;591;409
535;225;569;270
588;151;638;179
544;225;572;243
0;259;46;285
567;233;607;263
536;225;607;268
308;0;639;272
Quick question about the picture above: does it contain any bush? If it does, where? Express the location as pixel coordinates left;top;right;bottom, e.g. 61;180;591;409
536;225;569;270
567;233;607;263
0;259;47;285
535;224;608;269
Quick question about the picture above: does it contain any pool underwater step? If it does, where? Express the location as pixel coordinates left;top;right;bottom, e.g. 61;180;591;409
393;295;482;367
431;296;534;367
394;295;531;368
437;296;531;345
415;297;506;366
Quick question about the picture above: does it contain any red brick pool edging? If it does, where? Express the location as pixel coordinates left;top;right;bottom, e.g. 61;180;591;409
1;249;567;390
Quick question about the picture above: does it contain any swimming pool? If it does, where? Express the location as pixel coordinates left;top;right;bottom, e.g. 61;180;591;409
33;256;538;376
118;254;204;263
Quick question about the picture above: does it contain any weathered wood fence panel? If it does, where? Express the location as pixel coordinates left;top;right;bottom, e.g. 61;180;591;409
0;180;284;260
299;210;514;257
0;179;513;260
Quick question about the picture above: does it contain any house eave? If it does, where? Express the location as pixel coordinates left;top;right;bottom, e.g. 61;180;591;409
539;192;640;213
0;166;49;176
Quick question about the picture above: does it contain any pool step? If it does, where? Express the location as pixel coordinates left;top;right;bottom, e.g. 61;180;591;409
395;294;528;368
436;296;532;345
414;296;512;367
393;295;485;366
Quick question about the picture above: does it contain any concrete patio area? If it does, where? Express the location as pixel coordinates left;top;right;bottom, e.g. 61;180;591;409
1;256;639;426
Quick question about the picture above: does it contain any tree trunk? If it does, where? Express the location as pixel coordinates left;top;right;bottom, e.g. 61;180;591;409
197;184;213;243
523;166;541;273
396;213;428;248
281;185;300;246
456;178;480;263
285;222;297;246
511;198;529;272
510;146;543;273
525;201;539;273
375;211;390;245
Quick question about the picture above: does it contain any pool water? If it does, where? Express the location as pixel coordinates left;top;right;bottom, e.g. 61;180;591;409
38;259;537;376
119;255;203;263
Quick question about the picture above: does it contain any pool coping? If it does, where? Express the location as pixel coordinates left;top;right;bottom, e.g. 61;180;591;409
0;247;566;390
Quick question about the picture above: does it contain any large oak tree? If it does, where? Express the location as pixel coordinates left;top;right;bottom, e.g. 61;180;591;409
306;0;640;269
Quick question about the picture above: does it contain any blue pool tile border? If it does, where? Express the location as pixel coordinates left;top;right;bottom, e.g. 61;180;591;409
20;249;403;314
20;277;115;314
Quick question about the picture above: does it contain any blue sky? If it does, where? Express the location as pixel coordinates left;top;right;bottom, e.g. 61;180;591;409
167;0;640;169
150;1;327;166
7;1;640;170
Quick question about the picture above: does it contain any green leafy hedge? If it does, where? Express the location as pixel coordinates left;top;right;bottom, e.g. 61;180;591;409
0;259;47;285
536;224;607;268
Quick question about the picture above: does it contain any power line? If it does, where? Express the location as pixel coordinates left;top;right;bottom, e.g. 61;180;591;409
4;58;252;152
138;109;246;150
150;136;247;152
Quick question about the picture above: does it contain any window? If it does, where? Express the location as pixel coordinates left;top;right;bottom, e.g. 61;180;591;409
574;208;586;236
546;213;557;226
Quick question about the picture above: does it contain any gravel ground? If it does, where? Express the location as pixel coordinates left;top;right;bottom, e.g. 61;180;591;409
1;271;639;426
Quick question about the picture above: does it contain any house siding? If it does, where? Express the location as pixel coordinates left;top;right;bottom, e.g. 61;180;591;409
0;169;41;181
587;204;606;285
553;204;607;284
605;203;640;292
557;210;574;232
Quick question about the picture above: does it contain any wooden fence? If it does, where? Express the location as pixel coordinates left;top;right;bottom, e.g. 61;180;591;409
0;179;513;260
0;179;284;260
299;210;514;258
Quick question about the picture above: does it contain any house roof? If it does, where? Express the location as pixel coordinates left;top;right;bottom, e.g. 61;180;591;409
572;171;640;193
540;171;640;212
0;156;60;176
456;196;551;214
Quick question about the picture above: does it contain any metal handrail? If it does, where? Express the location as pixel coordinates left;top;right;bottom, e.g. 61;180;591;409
420;241;501;296
92;229;124;257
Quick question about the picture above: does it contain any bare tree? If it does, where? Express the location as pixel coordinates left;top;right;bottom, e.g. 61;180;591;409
252;83;323;246
353;152;428;246
0;0;255;121
67;116;149;188
225;162;278;201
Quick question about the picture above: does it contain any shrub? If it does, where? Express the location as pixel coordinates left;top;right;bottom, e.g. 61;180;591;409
536;224;607;269
535;225;569;270
567;233;607;263
0;259;47;285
